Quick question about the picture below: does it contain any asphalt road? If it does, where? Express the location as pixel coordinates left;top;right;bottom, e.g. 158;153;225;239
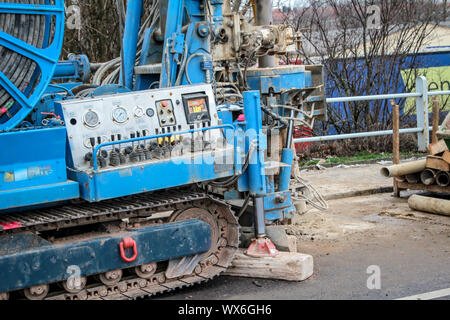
158;192;450;300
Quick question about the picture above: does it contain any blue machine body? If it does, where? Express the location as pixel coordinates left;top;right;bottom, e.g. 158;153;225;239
0;0;314;220
0;219;211;293
64;125;242;202
0;0;321;296
0;127;79;211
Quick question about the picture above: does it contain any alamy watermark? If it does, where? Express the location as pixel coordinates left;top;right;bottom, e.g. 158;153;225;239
65;2;81;30
66;265;83;291
367;5;381;30
366;265;382;290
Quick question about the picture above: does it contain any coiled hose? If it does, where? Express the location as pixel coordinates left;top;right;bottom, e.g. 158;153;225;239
0;0;47;123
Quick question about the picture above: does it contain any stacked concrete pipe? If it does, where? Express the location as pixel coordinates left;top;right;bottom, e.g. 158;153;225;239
380;160;427;178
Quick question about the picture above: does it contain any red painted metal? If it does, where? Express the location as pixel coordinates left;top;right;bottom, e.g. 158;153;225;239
120;237;138;262
294;126;313;153
245;238;279;258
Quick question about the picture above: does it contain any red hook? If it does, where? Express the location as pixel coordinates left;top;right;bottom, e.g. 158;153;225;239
120;237;138;263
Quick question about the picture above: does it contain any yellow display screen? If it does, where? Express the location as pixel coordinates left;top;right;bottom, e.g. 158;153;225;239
187;98;208;115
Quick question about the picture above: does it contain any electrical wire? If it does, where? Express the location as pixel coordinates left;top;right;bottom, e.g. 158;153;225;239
209;142;256;188
290;156;329;211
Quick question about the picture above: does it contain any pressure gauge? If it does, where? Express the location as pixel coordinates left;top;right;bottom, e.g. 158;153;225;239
146;108;155;117
83;110;100;128
134;106;144;118
112;106;128;124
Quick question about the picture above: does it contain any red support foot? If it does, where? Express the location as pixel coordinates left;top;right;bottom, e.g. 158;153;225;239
245;238;279;258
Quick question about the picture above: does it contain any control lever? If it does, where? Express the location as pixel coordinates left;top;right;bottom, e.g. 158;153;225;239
95;137;107;169
84;137;96;165
129;133;139;163
136;131;145;161
109;135;120;167
117;134;127;165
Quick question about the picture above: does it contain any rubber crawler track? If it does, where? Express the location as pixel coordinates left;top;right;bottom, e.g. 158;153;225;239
1;190;239;300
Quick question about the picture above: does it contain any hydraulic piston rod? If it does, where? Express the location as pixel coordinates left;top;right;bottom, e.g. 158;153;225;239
255;0;275;68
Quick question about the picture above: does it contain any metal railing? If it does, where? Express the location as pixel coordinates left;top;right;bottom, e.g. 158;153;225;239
293;76;450;152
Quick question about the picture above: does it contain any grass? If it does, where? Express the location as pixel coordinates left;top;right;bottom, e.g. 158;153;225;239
299;151;421;167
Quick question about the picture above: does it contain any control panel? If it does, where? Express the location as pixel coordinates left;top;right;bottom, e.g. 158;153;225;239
57;84;228;171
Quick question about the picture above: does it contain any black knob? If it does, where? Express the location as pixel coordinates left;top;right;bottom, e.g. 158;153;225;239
84;152;93;162
125;146;134;155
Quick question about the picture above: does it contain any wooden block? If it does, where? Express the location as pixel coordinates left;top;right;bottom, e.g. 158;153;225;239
443;151;450;165
224;249;314;282
287;235;298;253
426;156;450;172
429;139;448;156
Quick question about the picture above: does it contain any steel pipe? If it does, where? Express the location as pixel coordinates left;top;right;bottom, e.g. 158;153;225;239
254;196;266;238
120;0;143;89
293;127;424;144
380;160;427;178
255;0;275;68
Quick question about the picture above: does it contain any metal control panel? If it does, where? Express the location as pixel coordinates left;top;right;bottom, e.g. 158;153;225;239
58;84;225;171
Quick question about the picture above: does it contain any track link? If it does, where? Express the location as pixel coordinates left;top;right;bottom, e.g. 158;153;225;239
1;190;239;300
0;191;208;234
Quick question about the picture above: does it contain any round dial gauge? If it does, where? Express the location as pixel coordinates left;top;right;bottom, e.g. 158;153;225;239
112;106;128;124
83;110;100;128
134;106;144;118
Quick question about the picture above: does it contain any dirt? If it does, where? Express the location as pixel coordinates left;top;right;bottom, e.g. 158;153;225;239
288;191;450;258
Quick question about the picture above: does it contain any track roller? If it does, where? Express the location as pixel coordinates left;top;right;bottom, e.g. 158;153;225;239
23;284;49;300
135;263;157;279
62;276;88;294
99;269;123;286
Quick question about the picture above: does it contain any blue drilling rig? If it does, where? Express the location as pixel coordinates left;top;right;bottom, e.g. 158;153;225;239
0;0;325;300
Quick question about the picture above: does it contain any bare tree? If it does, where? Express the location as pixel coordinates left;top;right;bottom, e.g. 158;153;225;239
280;0;444;134
63;0;155;62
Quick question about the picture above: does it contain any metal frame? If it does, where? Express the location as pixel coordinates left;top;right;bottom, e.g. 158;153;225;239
0;0;65;131
92;124;239;171
294;76;450;152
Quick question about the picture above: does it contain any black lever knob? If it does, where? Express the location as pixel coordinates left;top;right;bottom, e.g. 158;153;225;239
84;152;93;162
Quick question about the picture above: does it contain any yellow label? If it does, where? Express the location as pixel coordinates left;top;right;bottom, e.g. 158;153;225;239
3;172;14;183
401;66;450;114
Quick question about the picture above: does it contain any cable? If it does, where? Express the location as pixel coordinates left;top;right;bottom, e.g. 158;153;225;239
184;53;205;85
209;142;256;188
47;84;74;96
237;194;251;219
290;156;329;211
0;0;47;124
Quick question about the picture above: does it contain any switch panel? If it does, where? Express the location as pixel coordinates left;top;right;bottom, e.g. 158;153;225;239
156;99;176;127
57;84;226;171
